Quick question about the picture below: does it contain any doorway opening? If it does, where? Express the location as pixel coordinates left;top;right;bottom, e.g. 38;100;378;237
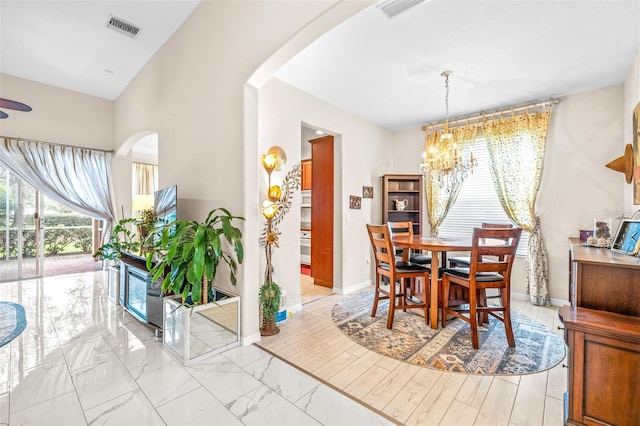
300;125;333;304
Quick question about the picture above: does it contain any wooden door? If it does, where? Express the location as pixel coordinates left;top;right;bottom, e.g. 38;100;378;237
310;135;333;288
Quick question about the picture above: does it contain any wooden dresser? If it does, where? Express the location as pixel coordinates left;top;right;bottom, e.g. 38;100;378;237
568;239;640;316
561;239;640;425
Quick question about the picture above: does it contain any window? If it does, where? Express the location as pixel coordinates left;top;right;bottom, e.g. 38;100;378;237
438;136;529;256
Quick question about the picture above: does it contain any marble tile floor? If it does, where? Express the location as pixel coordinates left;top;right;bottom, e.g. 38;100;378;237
0;272;391;426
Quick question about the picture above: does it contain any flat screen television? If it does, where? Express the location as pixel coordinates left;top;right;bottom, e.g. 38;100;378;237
611;219;640;255
154;185;177;234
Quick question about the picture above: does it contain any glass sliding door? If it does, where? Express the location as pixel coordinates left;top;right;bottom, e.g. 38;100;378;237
0;165;42;281
0;164;99;282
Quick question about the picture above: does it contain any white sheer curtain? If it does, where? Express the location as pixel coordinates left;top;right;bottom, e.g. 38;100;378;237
0;137;118;239
133;162;158;195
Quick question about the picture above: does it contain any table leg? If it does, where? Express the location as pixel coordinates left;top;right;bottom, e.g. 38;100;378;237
430;251;439;329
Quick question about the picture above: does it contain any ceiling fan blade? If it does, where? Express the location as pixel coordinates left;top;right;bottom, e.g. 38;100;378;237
0;111;8;119
0;98;32;112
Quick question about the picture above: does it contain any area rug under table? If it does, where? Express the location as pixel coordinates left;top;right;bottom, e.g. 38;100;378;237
331;291;565;375
0;301;27;348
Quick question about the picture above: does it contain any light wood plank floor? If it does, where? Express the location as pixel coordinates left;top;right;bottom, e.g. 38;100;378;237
301;273;333;304
257;291;567;426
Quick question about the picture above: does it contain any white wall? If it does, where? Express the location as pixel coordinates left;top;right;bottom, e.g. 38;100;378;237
112;1;370;342
391;84;626;304
259;78;393;308
0;74;132;218
540;84;625;303
624;50;640;213
301;127;316;159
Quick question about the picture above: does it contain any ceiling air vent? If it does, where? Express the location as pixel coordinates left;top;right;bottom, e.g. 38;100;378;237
105;15;141;38
376;0;425;18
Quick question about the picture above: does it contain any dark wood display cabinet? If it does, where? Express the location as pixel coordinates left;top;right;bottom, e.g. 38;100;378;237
381;174;423;235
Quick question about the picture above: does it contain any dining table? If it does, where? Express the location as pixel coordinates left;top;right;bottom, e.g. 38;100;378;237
391;235;472;329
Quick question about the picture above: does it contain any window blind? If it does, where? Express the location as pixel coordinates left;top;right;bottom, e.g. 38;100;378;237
438;136;529;256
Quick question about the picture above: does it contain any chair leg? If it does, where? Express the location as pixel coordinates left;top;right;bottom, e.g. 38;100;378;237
423;276;429;325
371;271;380;318
401;278;409;312
469;287;479;349
477;289;488;325
386;277;396;329
441;277;450;329
501;287;515;347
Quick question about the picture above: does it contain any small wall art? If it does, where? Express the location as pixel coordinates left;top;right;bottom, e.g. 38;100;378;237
349;195;361;209
362;186;374;198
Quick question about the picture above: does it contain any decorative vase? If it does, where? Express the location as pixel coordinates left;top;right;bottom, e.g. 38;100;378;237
260;314;279;336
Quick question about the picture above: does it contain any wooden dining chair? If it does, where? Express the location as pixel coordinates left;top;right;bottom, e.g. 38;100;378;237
448;222;514;268
386;221;431;265
367;224;431;329
441;226;522;349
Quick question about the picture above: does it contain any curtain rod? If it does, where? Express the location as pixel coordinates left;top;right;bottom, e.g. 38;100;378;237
421;98;561;132
1;135;115;154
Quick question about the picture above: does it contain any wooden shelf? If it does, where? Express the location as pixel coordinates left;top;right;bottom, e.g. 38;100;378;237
381;174;423;235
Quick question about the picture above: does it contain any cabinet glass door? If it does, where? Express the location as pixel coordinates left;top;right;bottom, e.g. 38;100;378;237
126;268;148;321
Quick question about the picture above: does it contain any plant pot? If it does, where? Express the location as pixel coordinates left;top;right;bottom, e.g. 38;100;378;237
260;314;280;336
107;265;120;305
162;289;241;366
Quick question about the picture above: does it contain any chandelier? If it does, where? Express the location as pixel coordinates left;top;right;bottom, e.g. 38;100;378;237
420;71;477;190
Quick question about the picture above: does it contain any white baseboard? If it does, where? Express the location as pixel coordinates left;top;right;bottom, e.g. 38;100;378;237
242;332;262;346
334;280;372;295
511;291;569;307
287;303;303;314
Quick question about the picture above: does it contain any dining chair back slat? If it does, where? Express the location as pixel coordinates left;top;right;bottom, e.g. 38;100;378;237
387;221;431;265
448;222;513;268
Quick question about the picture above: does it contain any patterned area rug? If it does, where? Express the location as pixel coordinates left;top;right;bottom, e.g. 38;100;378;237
0;301;27;348
331;291;565;375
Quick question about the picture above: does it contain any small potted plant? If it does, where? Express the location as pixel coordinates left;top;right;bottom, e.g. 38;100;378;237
259;281;281;336
137;208;157;252
93;217;140;303
146;207;244;365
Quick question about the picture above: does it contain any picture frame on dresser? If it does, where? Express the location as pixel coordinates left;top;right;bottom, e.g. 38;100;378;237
611;219;640;255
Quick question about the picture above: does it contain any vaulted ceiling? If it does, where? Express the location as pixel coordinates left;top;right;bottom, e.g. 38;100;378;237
1;0;638;130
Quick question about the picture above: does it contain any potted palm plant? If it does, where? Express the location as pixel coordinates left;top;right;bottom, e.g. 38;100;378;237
146;207;244;366
93;217;140;304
